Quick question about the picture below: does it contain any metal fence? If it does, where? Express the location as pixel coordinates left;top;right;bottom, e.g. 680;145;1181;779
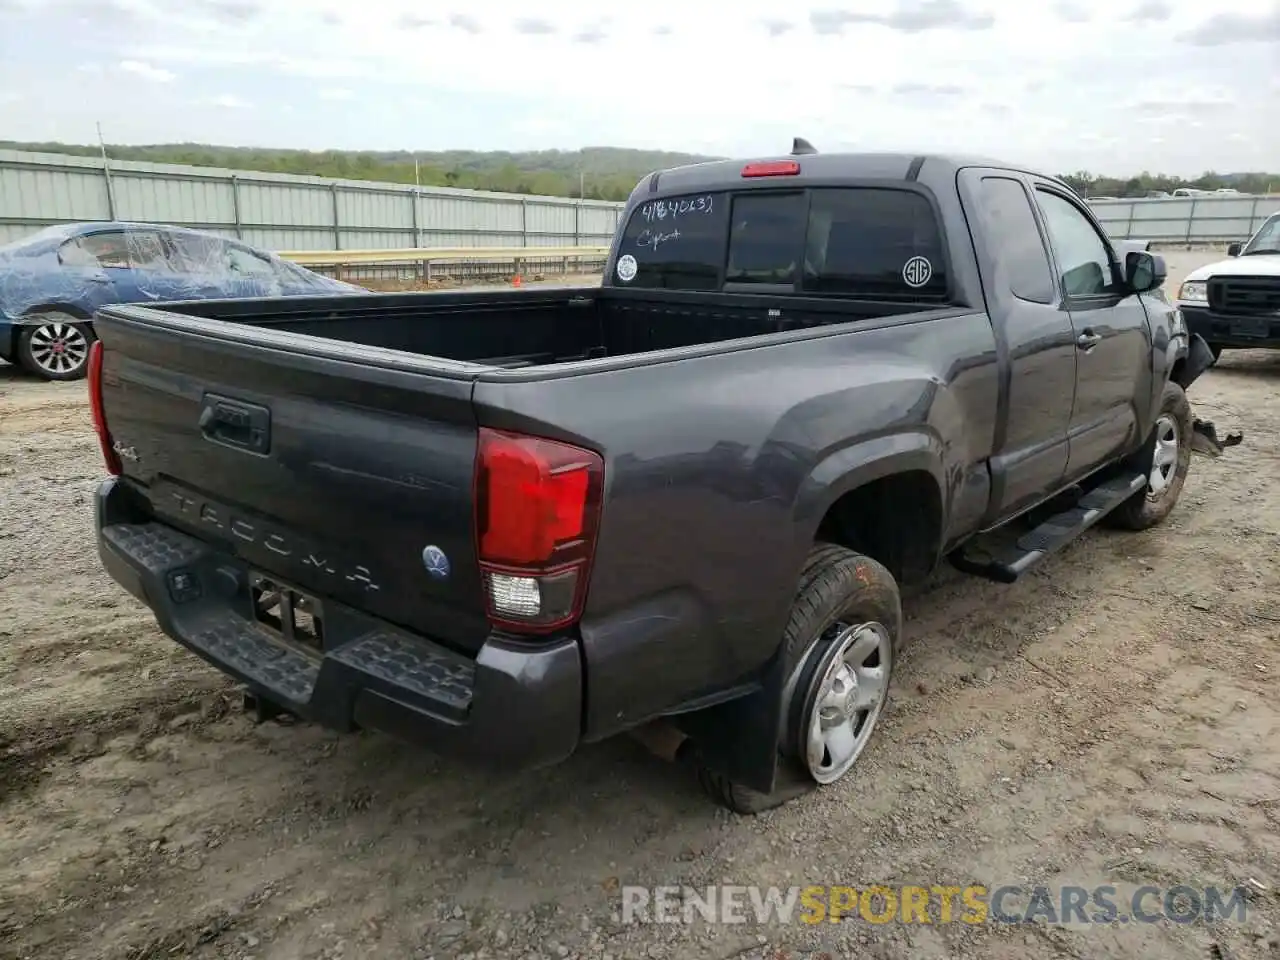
0;149;627;251
1089;194;1280;244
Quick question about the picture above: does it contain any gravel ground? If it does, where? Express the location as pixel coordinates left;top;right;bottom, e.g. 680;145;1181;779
2;252;1279;960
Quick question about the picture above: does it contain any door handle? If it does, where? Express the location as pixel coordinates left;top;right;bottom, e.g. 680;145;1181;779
1076;331;1102;350
198;394;271;454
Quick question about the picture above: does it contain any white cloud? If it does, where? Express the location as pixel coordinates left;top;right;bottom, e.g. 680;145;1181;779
0;0;1275;175
207;94;249;109
117;59;174;83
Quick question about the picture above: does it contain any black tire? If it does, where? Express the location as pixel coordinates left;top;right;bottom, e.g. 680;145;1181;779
17;315;95;381
691;543;901;814
1107;381;1193;531
1206;343;1224;362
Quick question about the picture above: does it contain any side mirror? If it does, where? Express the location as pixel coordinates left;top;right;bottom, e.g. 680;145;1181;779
1226;242;1242;257
1125;250;1166;293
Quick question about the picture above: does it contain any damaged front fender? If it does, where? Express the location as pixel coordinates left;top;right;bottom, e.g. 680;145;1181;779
1173;333;1217;393
1191;419;1244;458
1167;333;1243;458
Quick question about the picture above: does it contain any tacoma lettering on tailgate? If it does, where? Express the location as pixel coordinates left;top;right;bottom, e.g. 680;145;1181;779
162;486;381;592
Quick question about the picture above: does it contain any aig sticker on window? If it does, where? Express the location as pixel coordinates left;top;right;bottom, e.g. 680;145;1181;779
902;256;933;288
616;254;638;283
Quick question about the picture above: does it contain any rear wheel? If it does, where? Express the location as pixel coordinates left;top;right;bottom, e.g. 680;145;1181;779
18;315;94;381
691;544;900;814
1107;381;1192;531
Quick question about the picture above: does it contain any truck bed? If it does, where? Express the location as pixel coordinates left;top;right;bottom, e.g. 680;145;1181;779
150;286;937;370
89;282;964;666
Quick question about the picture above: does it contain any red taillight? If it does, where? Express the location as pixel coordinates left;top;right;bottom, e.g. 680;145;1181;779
741;160;801;178
473;427;604;634
87;340;121;476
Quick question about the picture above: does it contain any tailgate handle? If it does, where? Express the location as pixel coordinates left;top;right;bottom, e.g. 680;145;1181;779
199;394;271;454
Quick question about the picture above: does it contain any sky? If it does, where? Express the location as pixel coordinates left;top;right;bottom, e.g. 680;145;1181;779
0;0;1277;176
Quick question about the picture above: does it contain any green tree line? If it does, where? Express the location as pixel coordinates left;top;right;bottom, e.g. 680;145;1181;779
1;141;708;201
1058;170;1279;198
2;141;1276;201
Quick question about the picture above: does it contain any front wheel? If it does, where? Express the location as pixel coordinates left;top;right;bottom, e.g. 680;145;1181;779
17;315;95;381
691;544;901;814
1107;381;1193;531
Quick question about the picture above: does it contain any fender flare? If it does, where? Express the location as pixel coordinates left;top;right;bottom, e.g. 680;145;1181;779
794;430;948;538
16;303;93;323
688;431;948;795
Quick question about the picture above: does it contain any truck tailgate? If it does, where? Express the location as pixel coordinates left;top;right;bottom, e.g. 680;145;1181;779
93;309;491;656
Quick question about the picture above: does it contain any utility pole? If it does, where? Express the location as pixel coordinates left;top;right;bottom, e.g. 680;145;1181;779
412;155;422;251
580;169;585;199
97;121;117;220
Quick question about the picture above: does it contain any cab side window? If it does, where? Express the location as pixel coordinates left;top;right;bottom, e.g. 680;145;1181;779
1035;190;1123;298
978;177;1055;304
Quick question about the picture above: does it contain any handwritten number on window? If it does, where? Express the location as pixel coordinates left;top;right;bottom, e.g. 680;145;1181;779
639;195;713;223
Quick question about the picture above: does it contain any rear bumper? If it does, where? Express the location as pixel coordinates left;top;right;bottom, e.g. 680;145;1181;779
95;477;583;770
1181;305;1280;348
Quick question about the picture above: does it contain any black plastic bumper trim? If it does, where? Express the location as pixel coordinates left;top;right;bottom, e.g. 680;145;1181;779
94;477;583;770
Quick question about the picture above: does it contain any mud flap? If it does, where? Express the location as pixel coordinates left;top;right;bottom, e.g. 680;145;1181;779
672;652;792;794
1173;334;1216;392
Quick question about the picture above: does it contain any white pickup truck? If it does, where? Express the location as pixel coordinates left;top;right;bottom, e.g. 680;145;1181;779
1177;212;1280;358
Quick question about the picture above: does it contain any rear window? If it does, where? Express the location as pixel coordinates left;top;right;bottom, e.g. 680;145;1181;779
614;194;729;290
614;187;948;301
726;192;806;285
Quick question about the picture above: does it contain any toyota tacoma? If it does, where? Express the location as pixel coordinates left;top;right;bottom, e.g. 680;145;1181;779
88;144;1217;812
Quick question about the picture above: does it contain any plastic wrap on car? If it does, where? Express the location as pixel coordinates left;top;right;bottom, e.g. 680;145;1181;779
0;223;358;328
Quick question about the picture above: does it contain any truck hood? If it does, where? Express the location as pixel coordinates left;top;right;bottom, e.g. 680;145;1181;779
1184;253;1280;283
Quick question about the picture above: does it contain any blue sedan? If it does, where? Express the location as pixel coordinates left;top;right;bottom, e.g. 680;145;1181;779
0;222;362;380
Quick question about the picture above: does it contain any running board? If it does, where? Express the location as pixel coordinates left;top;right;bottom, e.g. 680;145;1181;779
949;472;1147;583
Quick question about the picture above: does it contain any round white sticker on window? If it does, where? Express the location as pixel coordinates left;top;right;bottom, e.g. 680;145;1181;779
902;256;933;288
616;254;638;283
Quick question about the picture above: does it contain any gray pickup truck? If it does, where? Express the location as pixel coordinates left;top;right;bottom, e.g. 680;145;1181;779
89;145;1216;812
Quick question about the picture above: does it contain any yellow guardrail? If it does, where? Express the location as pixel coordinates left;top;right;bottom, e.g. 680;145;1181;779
278;245;610;266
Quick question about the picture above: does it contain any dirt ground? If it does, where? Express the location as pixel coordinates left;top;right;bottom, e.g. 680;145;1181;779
2;251;1279;960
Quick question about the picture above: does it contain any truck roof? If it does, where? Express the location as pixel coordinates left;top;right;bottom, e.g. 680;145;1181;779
630;149;1069;200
